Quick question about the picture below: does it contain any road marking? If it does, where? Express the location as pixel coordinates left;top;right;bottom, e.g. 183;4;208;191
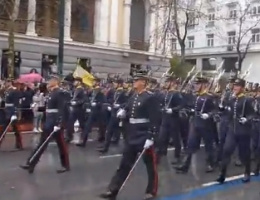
202;172;255;187
100;144;205;159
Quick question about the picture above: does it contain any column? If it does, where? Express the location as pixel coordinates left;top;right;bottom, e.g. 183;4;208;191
64;0;72;41
122;0;131;49
148;11;156;53
95;0;109;45
26;0;37;36
109;0;119;47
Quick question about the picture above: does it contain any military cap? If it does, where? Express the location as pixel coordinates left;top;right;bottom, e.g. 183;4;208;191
49;75;60;81
233;78;246;87
194;77;208;84
133;70;149;81
74;77;82;82
126;78;133;84
115;78;124;84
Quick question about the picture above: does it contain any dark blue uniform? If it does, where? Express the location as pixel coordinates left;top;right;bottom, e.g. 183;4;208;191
66;86;86;141
0;86;22;149
104;90;161;197
157;89;183;162
21;87;69;173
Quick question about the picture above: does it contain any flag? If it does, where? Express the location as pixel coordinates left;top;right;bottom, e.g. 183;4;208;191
73;64;94;87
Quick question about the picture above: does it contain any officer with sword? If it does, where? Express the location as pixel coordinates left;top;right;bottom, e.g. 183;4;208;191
20;75;70;174
100;70;161;200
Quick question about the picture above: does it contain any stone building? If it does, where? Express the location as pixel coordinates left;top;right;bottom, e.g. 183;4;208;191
0;0;170;77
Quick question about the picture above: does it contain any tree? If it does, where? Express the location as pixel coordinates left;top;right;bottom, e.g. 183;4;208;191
0;0;20;78
169;56;193;78
206;0;260;71
150;0;202;62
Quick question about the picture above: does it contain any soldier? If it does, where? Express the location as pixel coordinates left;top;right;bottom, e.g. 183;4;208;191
216;77;235;163
251;85;260;176
76;77;106;147
0;79;22;149
66;77;86;142
98;78;128;153
216;78;254;183
157;75;183;165
20;75;70;174
176;77;216;173
100;71;161;200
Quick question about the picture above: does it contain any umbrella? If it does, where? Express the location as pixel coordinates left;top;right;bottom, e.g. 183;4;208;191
18;73;43;83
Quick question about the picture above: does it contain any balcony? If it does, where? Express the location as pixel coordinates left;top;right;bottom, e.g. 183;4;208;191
130;40;150;51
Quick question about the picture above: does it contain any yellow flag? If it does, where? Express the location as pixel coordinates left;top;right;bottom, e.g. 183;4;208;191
73;65;94;87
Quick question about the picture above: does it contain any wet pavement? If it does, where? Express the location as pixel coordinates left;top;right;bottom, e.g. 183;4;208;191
0;134;260;200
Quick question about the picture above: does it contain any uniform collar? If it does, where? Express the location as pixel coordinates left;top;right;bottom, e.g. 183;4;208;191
116;87;123;91
197;90;207;96
236;93;245;98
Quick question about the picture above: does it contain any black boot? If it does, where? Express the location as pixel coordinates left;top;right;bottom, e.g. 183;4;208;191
175;154;191;174
171;157;181;166
216;167;226;184
205;155;214;173
242;162;251;183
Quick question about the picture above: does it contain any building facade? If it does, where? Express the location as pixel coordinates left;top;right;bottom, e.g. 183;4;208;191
176;0;260;82
0;0;170;77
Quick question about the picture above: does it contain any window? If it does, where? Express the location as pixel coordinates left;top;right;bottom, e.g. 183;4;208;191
202;58;216;71
227;31;236;44
207;10;215;27
188;36;195;48
207;34;214;47
171;38;177;51
229;9;237;18
252;28;260;43
251;6;260;15
188;12;196;27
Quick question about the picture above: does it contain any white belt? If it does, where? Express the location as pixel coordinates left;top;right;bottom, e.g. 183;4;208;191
129;118;149;124
46;109;58;113
5;103;14;107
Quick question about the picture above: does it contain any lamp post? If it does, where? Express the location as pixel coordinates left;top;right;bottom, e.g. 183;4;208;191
58;0;65;77
209;57;217;66
235;61;239;78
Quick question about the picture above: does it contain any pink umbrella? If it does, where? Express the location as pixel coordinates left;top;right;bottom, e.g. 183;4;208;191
18;73;43;83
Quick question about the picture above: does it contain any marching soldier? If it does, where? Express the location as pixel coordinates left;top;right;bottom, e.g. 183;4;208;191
77;77;106;147
20;76;70;174
157;75;183;165
216;78;254;183
98;78;128;153
0;79;22;149
66;77;86;142
176;77;216;173
100;71;161;200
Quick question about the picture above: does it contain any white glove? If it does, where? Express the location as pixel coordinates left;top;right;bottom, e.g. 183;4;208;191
218;104;223;109
239;117;247;124
201;113;209;120
143;139;154;149
53;126;60;132
113;103;120;108
190;109;195;112
166;108;172;114
40;93;44;96
107;106;112;111
11;115;17;121
31;103;37;108
117;108;126;118
86;108;91;113
91;102;96;107
74;120;79;132
71;101;76;105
